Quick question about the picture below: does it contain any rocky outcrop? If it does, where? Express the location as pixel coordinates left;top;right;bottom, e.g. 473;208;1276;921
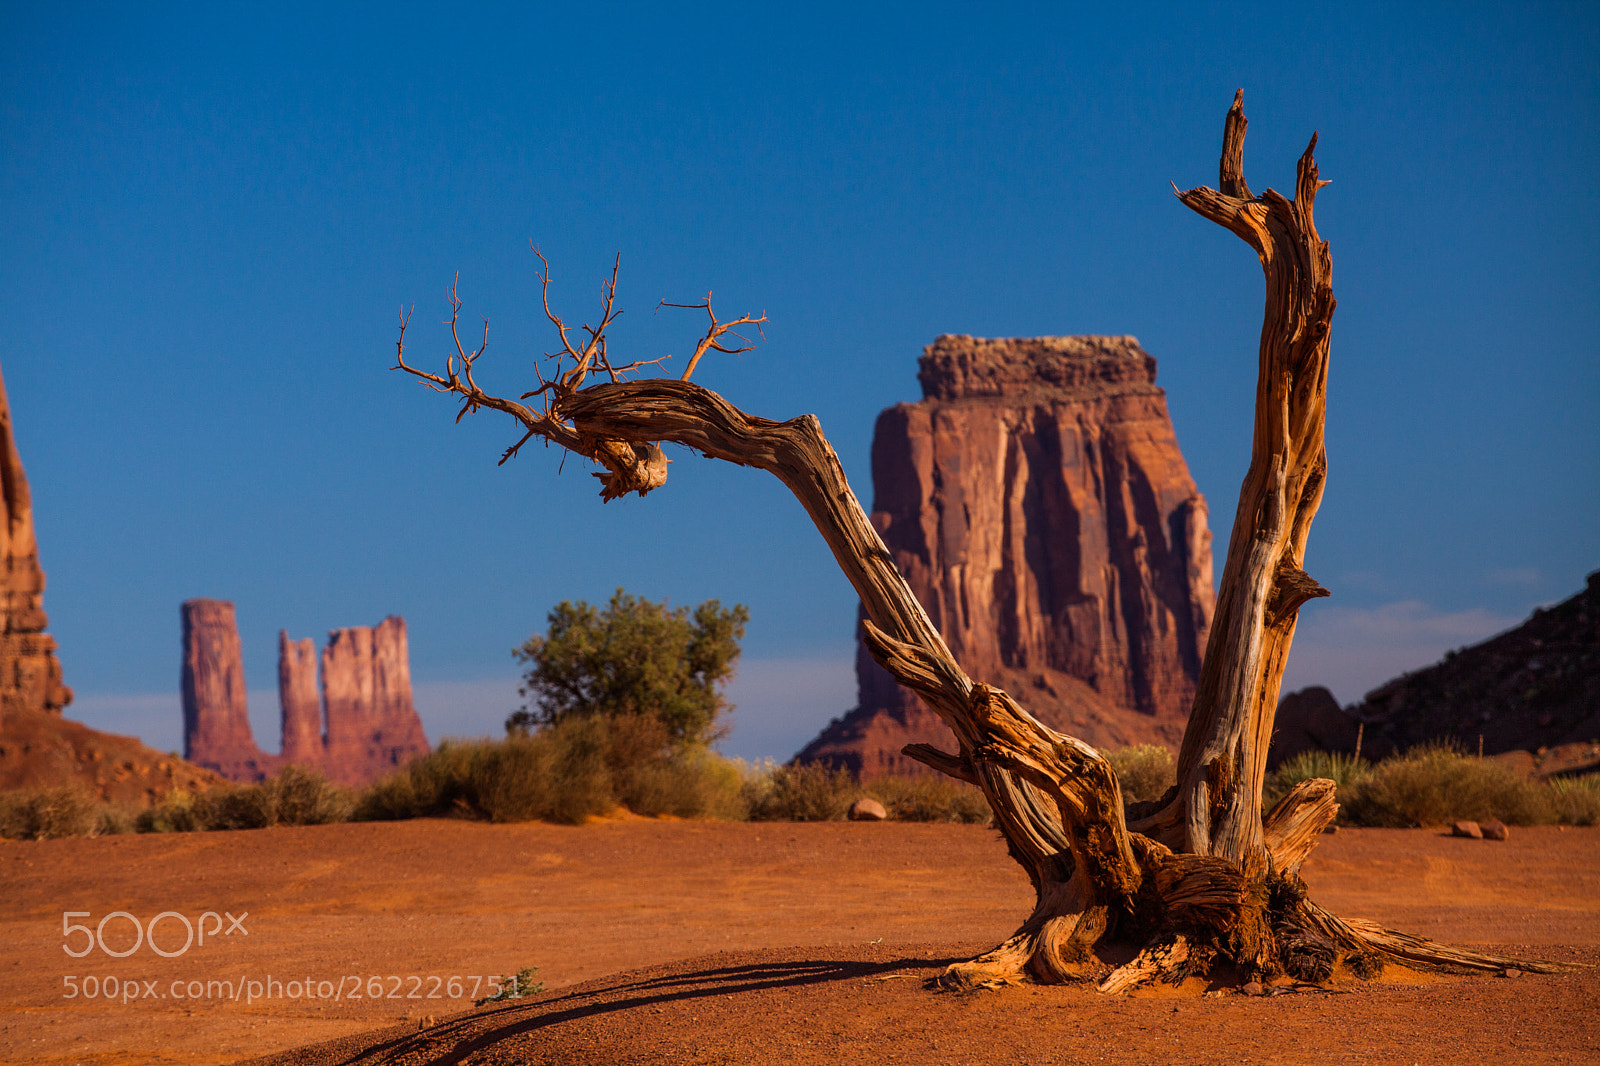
798;335;1215;776
318;617;429;785
1350;570;1600;764
183;605;430;785
0;363;71;725
182;599;277;781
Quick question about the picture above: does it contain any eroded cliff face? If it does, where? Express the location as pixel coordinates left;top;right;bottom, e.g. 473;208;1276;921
797;335;1215;776
0;364;71;724
183;606;430;784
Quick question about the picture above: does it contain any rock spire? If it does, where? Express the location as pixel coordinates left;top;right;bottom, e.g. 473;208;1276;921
0;363;71;725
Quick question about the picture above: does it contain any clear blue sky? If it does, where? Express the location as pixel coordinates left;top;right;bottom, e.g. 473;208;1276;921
3;2;1596;760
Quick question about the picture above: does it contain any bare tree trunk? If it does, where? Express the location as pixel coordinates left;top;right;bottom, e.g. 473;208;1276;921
396;94;1560;992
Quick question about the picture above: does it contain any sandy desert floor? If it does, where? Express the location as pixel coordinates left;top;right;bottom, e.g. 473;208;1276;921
0;818;1596;1065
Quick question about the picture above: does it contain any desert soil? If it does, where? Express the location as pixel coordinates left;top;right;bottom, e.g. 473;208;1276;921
0;819;1596;1065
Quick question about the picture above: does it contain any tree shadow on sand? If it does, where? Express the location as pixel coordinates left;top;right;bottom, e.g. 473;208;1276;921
335;953;964;1066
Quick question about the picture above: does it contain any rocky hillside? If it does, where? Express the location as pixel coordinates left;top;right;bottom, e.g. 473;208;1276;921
1350;571;1600;762
0;706;221;804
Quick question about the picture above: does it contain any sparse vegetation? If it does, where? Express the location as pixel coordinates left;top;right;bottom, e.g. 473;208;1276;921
355;715;746;825
1261;742;1585;828
1343;743;1557;828
8;737;1595;840
1105;745;1176;804
741;762;856;822
864;774;991;824
136;765;352;833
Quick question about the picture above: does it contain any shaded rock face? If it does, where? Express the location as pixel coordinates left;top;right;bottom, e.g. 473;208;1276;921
1267;686;1361;769
1351;571;1600;763
182;599;276;781
798;335;1215;777
182;606;430;785
318;617;430;786
0;364;71;725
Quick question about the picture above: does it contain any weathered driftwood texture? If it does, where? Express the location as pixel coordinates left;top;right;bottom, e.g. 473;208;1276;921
396;94;1556;991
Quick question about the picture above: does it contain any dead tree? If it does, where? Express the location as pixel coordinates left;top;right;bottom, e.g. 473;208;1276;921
396;93;1555;991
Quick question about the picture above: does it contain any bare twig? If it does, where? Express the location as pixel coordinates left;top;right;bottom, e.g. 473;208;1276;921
659;294;767;381
394;253;764;500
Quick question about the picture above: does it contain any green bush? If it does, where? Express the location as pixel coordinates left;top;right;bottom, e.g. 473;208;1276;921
1344;743;1556;827
509;589;748;747
1263;749;1370;814
864;775;991;823
1549;774;1600;826
0;787;111;840
1106;745;1177;804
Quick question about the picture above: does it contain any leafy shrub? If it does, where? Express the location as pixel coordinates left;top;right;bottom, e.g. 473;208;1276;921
509;589;748;747
1343;743;1556;827
864;775;991;823
0;787;109;840
1550;774;1600;826
1106;745;1177;804
1263;749;1370;814
742;763;856;821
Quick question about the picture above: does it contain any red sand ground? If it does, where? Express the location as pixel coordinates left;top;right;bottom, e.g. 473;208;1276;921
1;819;1596;1065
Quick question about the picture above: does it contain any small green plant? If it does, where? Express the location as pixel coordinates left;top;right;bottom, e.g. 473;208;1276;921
1549;773;1600;826
1106;745;1177;804
1263;749;1370;814
475;966;543;1005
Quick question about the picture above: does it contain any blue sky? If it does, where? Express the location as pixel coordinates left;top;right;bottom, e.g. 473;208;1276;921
3;2;1596;761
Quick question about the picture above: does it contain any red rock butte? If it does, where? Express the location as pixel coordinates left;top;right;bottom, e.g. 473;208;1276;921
797;335;1215;776
181;601;430;785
